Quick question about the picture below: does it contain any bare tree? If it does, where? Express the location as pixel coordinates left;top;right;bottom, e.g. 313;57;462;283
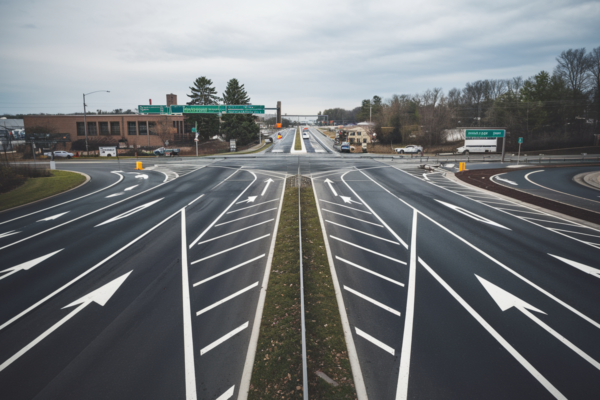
588;47;600;132
555;48;591;94
154;117;177;146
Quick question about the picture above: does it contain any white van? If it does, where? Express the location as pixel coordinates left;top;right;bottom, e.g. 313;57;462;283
456;139;497;155
99;146;117;157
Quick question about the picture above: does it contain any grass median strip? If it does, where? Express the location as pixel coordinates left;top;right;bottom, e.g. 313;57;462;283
295;127;302;151
0;170;86;212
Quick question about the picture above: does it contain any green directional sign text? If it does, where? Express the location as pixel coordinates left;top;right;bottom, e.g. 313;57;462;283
465;129;505;138
138;105;170;114
141;104;266;114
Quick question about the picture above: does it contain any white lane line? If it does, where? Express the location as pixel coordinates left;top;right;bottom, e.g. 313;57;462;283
321;209;383;227
495;208;546;215
520;217;582;226
525;170;600;205
320;199;372;214
326;220;400;244
191;235;270;264
215;209;277;227
422;174;429;180
180;210;197;400
336;256;404;287
227;199;279;214
419;258;566;400
197;220;274;245
0;206;183;332
355;327;395;355
0;171;123;226
193;255;265;287
215;386;235;400
344;286;401;316
196;282;259;316
331;236;407;265
211;168;241;190
106;193;125;198
396;209;418;400
549;228;600;239
95;198;164;227
0;230;20;239
200;321;249;355
189;170;257;248
37;212;69;222
188;193;204;206
124;185;138;191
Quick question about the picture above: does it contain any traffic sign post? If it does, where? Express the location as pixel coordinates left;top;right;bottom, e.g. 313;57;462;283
195;122;198;157
517;137;523;165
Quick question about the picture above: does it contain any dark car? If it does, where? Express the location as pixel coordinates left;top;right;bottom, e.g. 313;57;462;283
341;142;350;153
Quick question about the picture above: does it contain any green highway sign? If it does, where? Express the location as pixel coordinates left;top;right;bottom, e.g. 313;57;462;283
138;105;170;114
170;105;184;114
518;137;523;144
465;129;505;138
184;105;222;113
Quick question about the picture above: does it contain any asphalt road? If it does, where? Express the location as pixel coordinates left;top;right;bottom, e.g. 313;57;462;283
1;152;599;399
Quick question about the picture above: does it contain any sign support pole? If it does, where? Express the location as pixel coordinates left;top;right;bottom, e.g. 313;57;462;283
501;135;506;163
195;122;198;157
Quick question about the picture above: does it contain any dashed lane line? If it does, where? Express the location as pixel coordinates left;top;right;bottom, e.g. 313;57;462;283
330;236;407;264
227;199;280;214
193;255;265;287
196;282;259;316
200;322;249;356
336;256;404;287
355;327;395;355
344;286;401;316
215;209;277;227
321;209;383;227
197;220;274;245
319;199;371;214
326;220;400;244
191;235;270;264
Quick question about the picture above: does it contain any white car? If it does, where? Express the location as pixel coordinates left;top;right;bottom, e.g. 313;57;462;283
302;132;309;139
394;145;423;154
45;150;74;159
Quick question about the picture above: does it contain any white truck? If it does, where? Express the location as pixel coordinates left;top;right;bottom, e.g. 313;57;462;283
456;139;497;155
99;146;117;157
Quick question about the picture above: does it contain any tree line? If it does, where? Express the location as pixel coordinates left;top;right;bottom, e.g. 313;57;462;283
322;46;600;151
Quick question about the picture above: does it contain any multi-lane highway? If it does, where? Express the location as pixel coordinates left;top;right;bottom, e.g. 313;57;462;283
1;143;599;399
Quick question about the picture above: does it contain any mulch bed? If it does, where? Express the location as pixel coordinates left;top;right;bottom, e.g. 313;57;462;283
455;164;600;226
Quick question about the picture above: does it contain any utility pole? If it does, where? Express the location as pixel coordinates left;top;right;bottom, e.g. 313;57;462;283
370;106;372;124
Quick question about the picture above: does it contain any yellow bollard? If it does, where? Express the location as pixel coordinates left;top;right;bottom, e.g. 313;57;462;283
459;162;465;171
135;161;143;170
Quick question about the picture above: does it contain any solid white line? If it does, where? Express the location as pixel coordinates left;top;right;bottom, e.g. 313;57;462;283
336;256;404;287
200;321;249;355
180;210;198;400
326;220;400;244
215;209;277;227
319;199;371;214
196;282;258;316
549;228;600;239
418;258;566;400
211;168;241;190
495;208;545;215
227;199;279;213
215;386;235;400
191;235;270;264
321;209;383;226
344;285;401;316
525;170;600;205
310;178;368;400
188;193;204;205
239;162;288;400
189;171;257;248
422;174;429;181
355;327;395;355
197;220;274;245
0;171;123;226
396;209;418;400
0;207;183;332
330;236;407;264
193;255;265;287
520;217;581;226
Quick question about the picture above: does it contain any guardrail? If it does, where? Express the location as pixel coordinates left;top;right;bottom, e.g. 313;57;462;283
347;154;600;164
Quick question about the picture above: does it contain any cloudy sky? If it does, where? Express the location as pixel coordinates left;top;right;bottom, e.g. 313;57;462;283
1;0;599;116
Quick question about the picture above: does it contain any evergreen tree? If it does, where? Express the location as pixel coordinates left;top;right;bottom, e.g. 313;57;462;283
220;78;259;145
186;76;220;140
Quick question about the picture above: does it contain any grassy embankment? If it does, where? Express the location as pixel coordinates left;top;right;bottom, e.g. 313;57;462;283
295;127;302;151
0;170;86;212
249;177;356;399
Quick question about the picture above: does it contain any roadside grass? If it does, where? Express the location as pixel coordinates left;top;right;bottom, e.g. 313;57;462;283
0;170;86;212
249;178;304;399
295;128;302;151
301;182;357;399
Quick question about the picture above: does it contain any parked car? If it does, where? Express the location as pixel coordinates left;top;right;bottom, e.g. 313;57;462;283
302;132;309;139
341;142;350;153
394;145;423;154
44;150;73;159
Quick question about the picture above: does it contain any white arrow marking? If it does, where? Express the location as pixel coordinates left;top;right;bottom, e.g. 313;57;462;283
548;254;600;279
340;195;362;205
124;185;138;191
0;249;63;281
261;178;274;196
476;275;600;370
106;193;124;198
95;198;164;227
0;271;131;372
494;174;518;185
135;174;149;180
435;200;511;230
37;212;69;222
324;178;338;196
0;230;20;239
237;196;257;204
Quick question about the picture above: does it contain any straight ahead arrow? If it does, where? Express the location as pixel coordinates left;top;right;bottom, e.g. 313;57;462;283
237;196;257;204
37;212;69;222
135;174;149;180
548;254;600;279
324;178;338;196
0;230;20;239
0;271;132;372
261;178;274;196
476;274;600;371
124;185;138;191
0;249;63;281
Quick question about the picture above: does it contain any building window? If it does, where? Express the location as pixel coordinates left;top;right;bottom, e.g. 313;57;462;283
138;121;147;135
99;122;109;135
76;122;85;136
363;138;367;143
148;121;157;135
87;122;97;136
128;122;137;135
110;122;120;135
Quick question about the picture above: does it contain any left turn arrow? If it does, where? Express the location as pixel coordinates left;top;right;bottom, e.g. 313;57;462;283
0;249;64;281
0;271;132;372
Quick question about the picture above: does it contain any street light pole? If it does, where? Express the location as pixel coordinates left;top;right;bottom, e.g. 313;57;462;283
83;90;110;156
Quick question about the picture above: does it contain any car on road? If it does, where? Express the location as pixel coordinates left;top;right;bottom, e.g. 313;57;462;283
44;150;73;159
341;141;350;153
302;132;309;139
394;145;423;154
